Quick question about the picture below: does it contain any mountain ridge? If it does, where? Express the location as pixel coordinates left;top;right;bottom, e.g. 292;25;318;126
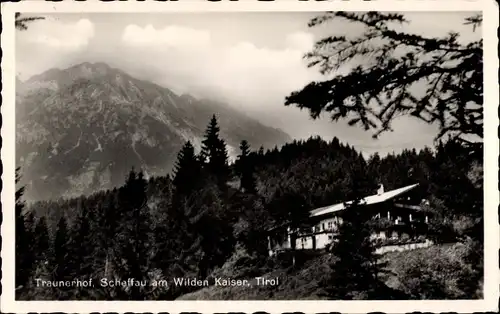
16;62;291;201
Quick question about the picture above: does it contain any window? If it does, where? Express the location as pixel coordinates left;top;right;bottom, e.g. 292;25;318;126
328;221;333;229
322;223;326;230
328;235;333;240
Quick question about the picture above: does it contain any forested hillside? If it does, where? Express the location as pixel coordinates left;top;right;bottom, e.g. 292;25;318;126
15;114;483;301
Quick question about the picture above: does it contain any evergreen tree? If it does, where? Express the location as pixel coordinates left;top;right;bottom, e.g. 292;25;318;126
184;183;235;278
239;139;251;158
321;161;386;299
15;167;35;289
98;189;120;280
52;216;72;299
239;195;273;257
200;115;230;188
114;169;152;300
169;142;209;282
173;141;202;198
258;146;265;156
68;200;95;291
34;216;50;263
322;201;386;299
268;186;310;264
24;210;37;269
236;140;257;193
153;184;190;288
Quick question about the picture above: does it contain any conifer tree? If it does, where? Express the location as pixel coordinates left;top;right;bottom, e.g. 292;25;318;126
173;141;202;198
258;146;265;156
34;216;50;263
114;169;152;300
153;177;190;281
236;140;257;193
24;210;37;267
15;167;34;289
184;183;235;278
239;139;251;157
98;189;120;279
154;213;191;298
52;216;72;299
200;115;230;188
322;200;386;299
169;142;207;281
322;162;386;299
240;195;272;257
268;187;310;265
68;201;95;285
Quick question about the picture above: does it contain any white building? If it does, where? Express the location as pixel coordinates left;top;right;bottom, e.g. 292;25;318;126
267;183;431;256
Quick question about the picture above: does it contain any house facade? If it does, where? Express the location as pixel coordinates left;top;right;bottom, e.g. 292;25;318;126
267;183;432;256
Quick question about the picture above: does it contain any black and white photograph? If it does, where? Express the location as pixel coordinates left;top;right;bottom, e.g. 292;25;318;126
1;1;499;312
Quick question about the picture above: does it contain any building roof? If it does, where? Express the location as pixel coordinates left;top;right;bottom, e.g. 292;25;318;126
309;184;419;217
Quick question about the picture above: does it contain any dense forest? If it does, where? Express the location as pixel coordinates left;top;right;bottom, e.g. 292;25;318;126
15;114;483;300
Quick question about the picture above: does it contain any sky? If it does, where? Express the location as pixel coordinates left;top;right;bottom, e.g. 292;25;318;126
15;11;482;156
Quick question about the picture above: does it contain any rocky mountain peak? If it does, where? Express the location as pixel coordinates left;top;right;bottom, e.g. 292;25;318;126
16;63;291;201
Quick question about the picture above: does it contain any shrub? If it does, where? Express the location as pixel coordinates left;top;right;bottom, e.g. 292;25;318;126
387;242;482;299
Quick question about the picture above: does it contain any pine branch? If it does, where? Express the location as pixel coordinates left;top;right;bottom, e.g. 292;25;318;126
286;12;483;154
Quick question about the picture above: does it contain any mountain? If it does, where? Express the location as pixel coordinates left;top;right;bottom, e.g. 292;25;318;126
16;62;291;201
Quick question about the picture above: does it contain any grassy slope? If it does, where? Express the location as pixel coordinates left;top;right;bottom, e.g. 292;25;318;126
177;244;466;300
176;254;331;300
380;243;457;290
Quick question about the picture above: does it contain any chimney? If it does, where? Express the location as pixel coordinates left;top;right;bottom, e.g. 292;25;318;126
377;184;384;195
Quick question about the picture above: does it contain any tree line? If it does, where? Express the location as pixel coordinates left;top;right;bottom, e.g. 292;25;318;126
15;114;483;300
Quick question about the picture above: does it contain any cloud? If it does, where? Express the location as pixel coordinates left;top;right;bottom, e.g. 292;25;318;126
15;17;96;79
114;22;445;150
285;31;315;51
24;18;95;50
119;25;318;107
122;24;211;48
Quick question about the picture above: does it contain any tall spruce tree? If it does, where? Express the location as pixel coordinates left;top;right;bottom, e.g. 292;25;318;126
173;141;202;198
184;183;235;278
68;201;95;291
170;141;207;281
114;169;152;300
98;189;120;280
34;216;50;263
238;140;251;158
322;163;386;299
258;146;265;156
268;187;310;266
323;200;386;299
200;115;230;188
52;216;72;299
24;211;37;272
153;181;190;286
236;140;257;193
15;167;35;289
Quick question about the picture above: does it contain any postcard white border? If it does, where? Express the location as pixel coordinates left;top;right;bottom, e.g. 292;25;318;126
1;0;499;313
